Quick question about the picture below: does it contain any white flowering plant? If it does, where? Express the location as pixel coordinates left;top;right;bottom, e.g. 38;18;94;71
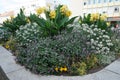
15;23;41;46
74;24;113;55
0;28;11;42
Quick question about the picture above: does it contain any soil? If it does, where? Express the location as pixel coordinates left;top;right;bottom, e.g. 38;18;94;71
87;66;106;74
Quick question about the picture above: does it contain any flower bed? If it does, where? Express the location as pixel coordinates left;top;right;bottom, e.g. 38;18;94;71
0;5;120;76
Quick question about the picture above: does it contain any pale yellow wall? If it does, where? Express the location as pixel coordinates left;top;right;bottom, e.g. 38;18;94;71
68;0;83;17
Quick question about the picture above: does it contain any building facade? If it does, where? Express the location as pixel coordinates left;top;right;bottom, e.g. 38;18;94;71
83;0;120;27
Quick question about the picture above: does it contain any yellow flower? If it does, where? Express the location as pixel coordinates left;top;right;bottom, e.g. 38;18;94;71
63;67;67;72
95;13;99;20
36;7;44;15
5;45;9;49
78;68;86;75
59;67;64;72
49;10;56;19
55;67;59;72
93;57;98;63
65;10;72;17
107;22;110;26
60;5;68;13
10;15;14;19
26;18;30;23
80;62;86;67
79;20;82;24
100;14;107;21
90;13;99;21
90;17;94;22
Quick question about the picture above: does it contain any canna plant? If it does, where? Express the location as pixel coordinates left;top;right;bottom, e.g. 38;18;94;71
3;8;28;34
79;13;108;30
29;5;77;36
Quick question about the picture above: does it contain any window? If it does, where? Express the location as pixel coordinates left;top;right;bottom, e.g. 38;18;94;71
98;0;101;3
88;0;91;5
93;0;96;4
114;7;119;12
104;0;107;3
84;2;87;6
109;0;112;2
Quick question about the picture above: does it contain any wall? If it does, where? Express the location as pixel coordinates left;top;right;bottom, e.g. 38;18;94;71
68;0;83;17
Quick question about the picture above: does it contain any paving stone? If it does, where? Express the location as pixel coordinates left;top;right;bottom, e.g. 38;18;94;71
37;75;93;80
1;62;23;74
0;55;15;66
92;69;120;80
105;60;120;75
7;68;41;80
0;46;12;56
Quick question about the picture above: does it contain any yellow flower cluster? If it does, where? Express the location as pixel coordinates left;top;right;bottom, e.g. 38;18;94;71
60;5;68;13
100;14;107;21
93;56;98;63
65;10;72;17
55;66;67;72
77;68;86;75
60;5;72;17
80;62;87;68
26;18;30;23
90;13;99;21
36;7;45;15
5;44;10;49
49;10;56;19
106;22;111;26
90;13;107;21
10;15;14;19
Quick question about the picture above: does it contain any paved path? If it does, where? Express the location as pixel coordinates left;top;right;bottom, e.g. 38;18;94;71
0;46;120;80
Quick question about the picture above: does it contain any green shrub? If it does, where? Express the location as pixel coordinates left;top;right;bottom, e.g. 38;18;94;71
15;23;41;46
0;27;11;42
111;28;120;55
15;23;116;75
3;9;28;34
16;38;65;74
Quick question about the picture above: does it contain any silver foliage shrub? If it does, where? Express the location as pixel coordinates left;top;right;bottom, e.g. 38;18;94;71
0;28;11;42
15;23;42;46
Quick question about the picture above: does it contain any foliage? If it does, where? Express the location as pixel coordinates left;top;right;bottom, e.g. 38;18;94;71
29;5;77;36
79;13;108;30
15;23;41;46
3;9;28;33
5;36;17;52
16;38;65;74
70;62;87;75
73;23;113;55
111;28;120;55
0;27;11;42
97;53;115;65
1;5;119;76
14;22;117;75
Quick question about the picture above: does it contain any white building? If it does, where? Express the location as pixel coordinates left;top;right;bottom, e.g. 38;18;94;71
83;0;120;16
0;0;46;23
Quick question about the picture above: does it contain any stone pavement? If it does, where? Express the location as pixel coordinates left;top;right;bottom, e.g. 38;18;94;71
0;46;120;80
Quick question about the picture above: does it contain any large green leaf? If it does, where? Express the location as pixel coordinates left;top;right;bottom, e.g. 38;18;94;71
65;16;78;26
